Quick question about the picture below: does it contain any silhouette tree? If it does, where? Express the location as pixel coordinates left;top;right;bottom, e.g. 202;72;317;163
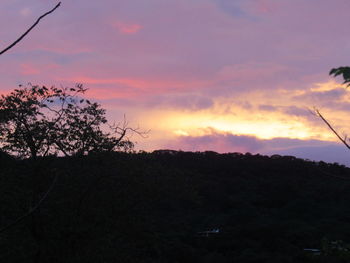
0;84;144;158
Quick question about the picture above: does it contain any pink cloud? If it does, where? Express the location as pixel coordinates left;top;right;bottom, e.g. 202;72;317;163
19;7;32;17
113;21;142;34
253;0;276;14
84;87;138;100
64;76;212;98
20;63;40;75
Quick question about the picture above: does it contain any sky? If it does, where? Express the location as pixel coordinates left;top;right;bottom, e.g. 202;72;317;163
1;0;350;165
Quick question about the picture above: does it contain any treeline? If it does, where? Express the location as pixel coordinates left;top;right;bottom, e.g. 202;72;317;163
1;150;350;262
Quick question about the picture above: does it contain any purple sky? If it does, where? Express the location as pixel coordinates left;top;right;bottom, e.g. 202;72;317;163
1;0;350;165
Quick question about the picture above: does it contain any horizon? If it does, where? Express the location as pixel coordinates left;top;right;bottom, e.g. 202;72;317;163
1;0;350;165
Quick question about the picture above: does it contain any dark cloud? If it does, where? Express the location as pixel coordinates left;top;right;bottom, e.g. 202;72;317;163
264;137;333;149
213;0;248;18
167;95;213;111
145;94;214;111
264;144;350;167
234;101;253;110
282;106;310;117
170;129;263;153
332;102;350;112
257;105;311;119
259;104;277;111
170;128;349;166
293;88;346;105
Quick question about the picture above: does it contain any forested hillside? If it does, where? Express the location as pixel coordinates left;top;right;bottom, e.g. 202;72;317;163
1;151;350;262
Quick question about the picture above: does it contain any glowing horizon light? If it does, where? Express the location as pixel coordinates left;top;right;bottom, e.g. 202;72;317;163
173;130;190;136
142;108;336;143
198;120;311;140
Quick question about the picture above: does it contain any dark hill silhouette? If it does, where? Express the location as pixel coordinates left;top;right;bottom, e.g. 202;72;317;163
1;151;350;262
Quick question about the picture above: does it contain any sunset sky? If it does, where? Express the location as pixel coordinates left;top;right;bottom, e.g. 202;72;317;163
1;0;350;165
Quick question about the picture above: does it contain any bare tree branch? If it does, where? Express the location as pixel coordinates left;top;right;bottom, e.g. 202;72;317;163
0;172;58;234
314;108;350;150
0;2;61;56
107;115;149;151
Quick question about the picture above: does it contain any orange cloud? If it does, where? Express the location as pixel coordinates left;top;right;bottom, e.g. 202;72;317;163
85;87;139;100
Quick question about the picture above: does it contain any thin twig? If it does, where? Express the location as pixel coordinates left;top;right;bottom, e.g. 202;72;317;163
0;2;61;56
314;108;350;150
0;172;58;234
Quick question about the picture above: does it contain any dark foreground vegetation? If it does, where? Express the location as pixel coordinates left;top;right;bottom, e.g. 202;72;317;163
1;150;350;262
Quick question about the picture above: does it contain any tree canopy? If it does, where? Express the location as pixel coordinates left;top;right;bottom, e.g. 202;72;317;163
0;84;140;158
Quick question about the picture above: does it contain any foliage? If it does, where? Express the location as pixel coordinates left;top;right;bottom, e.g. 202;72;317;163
329;67;350;86
0;84;137;158
320;238;350;258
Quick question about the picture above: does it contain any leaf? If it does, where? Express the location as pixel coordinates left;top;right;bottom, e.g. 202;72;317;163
330;66;350;87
